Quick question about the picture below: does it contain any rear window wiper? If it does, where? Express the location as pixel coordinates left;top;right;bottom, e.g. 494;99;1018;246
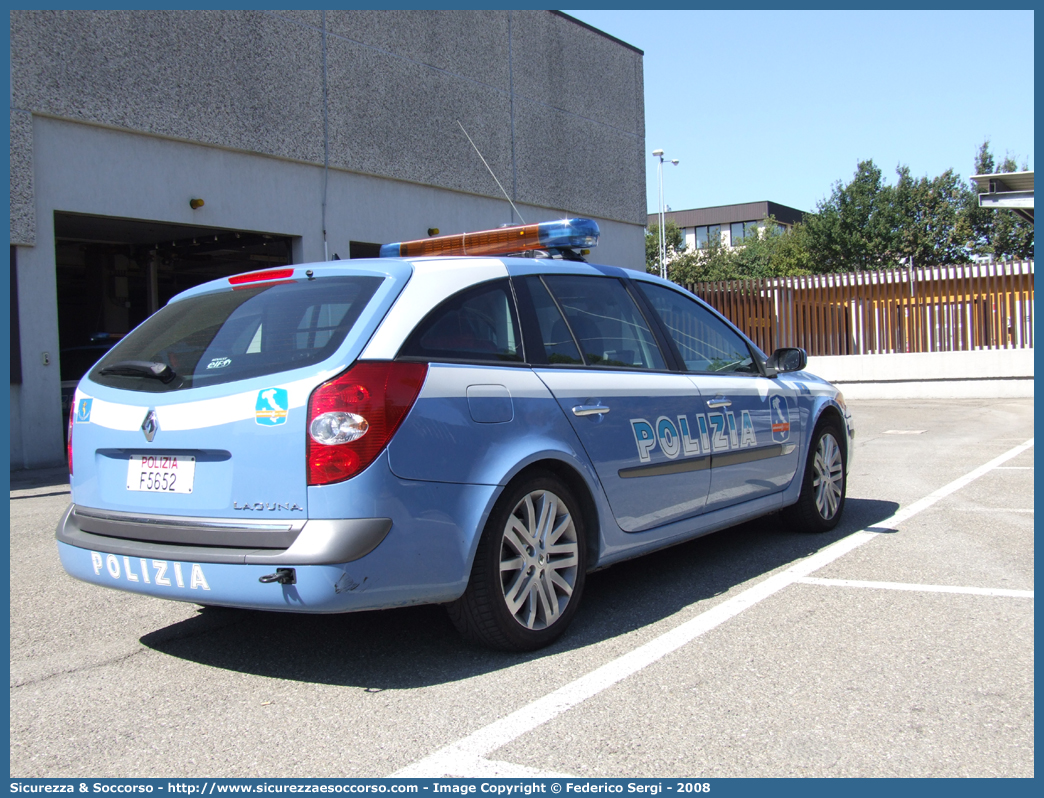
98;360;177;384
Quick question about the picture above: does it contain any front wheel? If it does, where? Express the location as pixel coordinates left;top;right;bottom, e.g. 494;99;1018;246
448;473;586;651
783;418;846;533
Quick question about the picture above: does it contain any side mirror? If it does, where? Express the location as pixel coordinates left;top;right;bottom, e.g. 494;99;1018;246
765;347;807;376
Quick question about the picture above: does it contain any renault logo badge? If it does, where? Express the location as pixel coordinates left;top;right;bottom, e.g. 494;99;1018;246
141;409;159;442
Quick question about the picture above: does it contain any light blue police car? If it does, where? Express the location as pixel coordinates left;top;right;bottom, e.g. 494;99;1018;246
58;219;853;651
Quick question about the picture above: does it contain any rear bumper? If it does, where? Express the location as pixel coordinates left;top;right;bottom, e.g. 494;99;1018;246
56;504;391;565
56;460;500;612
56;504;400;612
56;539;391;612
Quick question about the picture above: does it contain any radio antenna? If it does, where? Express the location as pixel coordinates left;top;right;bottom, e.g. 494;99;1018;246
457;120;525;224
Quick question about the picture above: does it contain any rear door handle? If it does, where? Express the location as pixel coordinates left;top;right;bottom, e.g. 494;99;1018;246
706;397;732;408
572;404;610;417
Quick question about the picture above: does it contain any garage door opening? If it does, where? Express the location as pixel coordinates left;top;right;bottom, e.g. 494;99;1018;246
55;212;295;424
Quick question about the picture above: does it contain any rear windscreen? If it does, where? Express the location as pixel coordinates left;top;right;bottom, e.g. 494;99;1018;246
89;277;383;393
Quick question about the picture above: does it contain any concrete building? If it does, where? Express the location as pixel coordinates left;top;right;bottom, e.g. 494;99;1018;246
649;201;806;251
9;10;646;469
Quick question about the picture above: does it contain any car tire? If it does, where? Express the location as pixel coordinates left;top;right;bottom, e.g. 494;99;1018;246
447;472;587;651
783;417;846;533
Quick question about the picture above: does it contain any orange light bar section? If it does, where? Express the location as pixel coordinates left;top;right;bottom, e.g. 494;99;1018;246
393;223;544;258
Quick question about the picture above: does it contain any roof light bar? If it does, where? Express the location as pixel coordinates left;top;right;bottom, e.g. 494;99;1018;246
379;218;600;259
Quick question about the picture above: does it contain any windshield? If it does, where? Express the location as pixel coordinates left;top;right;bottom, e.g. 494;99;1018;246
89;277;383;393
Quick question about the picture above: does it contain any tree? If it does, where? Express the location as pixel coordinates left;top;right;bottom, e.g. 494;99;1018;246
731;218;815;278
667;217;813;285
659;141;1031;286
800;156;987;271
893;166;970;267
803;160;900;272
766;221;817;276
668;225;733;283
964;140;997;256
645;221;685;274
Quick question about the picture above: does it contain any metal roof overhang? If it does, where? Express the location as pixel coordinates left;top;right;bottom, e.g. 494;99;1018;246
971;171;1034;223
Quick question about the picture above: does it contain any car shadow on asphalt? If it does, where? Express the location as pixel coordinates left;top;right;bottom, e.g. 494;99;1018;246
10;466;71;492
140;496;899;689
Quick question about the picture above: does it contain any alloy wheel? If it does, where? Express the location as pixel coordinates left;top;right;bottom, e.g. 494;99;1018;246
812;432;844;520
499;489;580;631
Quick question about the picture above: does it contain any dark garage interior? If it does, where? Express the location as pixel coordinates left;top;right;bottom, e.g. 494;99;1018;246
54;212;295;422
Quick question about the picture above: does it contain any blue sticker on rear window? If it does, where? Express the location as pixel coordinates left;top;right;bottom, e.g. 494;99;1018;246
255;388;288;426
76;398;93;423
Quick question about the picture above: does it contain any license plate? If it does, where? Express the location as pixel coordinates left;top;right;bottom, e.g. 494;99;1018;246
126;454;195;494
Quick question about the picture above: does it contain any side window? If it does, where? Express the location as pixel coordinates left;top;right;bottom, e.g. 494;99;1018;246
522;276;583;365
541;275;665;370
637;282;758;374
399;280;523;363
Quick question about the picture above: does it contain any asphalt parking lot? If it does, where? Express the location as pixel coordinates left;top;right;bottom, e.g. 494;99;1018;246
9;398;1033;778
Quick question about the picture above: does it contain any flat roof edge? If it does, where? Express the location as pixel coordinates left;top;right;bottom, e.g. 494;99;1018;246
551;11;644;55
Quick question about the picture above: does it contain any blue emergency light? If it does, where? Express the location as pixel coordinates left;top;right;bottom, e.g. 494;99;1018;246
379;218;600;259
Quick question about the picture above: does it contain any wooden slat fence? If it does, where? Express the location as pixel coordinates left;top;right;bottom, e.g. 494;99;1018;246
687;261;1034;356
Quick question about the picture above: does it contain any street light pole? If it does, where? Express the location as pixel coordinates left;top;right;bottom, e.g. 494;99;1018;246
651;149;679;279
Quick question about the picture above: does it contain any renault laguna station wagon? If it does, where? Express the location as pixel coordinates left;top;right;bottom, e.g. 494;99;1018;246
58;219;853;651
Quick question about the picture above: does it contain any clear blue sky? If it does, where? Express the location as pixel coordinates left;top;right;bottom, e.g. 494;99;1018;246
561;9;1035;217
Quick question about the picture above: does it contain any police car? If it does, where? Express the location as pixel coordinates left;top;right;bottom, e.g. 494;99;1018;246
58;218;853;651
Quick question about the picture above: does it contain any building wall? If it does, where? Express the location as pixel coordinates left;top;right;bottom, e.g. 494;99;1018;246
9;10;646;468
10;10;646;244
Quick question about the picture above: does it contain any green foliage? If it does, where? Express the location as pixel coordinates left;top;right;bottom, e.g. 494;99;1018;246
645;221;684;274
668;226;731;283
963;141;997;257
894;166;971;267
734;219;816;277
669;217;813;285
663;140;1032;285
784;144;1032;276
803;160;900;272
767;221;818;276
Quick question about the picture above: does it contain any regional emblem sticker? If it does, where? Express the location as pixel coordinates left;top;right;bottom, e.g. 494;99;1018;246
76;397;93;423
255;388;289;426
770;395;791;443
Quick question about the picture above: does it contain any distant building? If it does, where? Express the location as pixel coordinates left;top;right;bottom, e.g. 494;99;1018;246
648;201;807;250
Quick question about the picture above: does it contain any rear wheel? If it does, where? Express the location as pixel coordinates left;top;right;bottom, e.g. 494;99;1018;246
448;473;586;651
783;418;846;533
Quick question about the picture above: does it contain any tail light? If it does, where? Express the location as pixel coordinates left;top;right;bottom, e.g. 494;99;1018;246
307;361;428;486
67;400;75;476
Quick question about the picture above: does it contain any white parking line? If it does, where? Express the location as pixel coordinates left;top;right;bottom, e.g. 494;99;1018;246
393;437;1034;778
798;576;1033;598
956;508;1033;513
